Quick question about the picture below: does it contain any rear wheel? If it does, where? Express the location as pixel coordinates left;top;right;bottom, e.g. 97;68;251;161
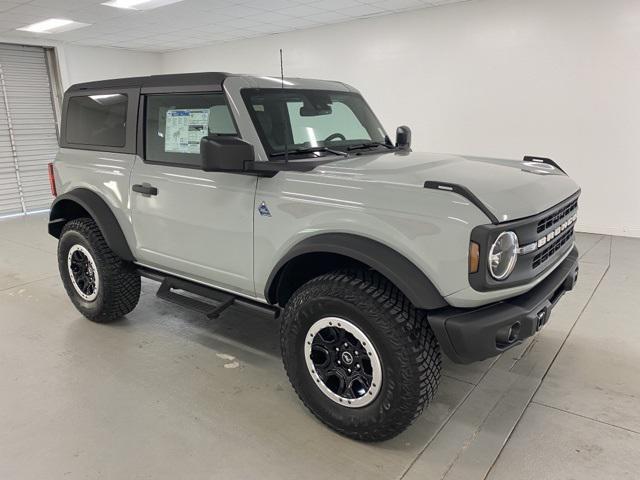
281;270;441;441
58;218;140;323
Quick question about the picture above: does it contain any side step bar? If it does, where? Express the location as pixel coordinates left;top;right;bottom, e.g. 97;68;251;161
157;277;235;319
137;267;280;320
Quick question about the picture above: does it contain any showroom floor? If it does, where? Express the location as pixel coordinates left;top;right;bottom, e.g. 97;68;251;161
0;213;638;480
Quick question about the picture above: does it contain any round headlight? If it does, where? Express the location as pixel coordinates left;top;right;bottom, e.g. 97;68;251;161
489;231;518;280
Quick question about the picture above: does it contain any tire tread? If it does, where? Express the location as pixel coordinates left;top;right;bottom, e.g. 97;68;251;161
59;217;140;323
281;269;441;441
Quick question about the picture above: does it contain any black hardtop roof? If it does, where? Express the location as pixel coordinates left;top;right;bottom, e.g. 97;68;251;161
67;72;230;93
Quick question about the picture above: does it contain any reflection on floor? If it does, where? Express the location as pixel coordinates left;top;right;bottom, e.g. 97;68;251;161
0;213;638;480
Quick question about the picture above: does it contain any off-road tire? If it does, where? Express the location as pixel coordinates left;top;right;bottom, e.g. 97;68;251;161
281;270;441;441
58;217;140;323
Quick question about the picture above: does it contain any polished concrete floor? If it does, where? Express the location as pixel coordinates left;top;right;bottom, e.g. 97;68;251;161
0;212;638;479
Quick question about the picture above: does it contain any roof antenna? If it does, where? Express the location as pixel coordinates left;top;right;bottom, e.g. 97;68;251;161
280;48;289;163
280;48;285;89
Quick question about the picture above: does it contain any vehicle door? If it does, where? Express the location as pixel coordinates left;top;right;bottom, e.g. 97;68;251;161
130;91;257;296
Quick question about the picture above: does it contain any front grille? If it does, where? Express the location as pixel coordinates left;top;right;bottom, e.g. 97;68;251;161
532;226;575;269
537;199;578;234
470;191;580;292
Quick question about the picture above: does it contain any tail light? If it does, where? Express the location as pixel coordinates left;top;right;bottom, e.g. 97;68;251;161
48;162;57;197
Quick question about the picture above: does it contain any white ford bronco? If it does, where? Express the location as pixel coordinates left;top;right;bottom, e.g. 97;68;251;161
48;73;580;441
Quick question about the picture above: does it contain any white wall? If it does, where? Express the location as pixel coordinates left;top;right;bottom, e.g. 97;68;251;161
57;44;162;89
161;0;640;238
0;37;162;90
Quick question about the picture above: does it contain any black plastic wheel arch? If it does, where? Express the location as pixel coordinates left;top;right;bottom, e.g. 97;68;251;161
265;233;447;310
48;188;135;262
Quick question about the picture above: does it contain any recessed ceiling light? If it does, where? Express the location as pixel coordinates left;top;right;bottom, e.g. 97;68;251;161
17;18;90;34
101;0;185;10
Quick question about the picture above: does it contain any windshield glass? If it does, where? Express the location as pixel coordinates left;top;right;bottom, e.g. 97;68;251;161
242;89;390;158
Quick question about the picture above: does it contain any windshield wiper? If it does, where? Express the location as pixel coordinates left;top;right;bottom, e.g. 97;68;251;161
270;146;348;158
347;142;395;151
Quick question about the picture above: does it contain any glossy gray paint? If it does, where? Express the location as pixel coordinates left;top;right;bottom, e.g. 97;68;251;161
129;156;257;296
51;73;580;309
264;233;447;309
49;189;134;261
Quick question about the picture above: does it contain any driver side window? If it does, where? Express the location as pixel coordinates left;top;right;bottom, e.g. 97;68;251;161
145;93;237;167
286;101;370;145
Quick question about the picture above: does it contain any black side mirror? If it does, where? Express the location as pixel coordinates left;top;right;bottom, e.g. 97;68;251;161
200;135;254;172
395;126;412;151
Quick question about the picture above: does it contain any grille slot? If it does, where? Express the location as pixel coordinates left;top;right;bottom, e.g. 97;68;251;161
532;226;574;269
537;199;578;234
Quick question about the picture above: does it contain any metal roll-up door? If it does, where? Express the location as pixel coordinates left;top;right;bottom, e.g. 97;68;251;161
0;77;22;217
0;43;59;217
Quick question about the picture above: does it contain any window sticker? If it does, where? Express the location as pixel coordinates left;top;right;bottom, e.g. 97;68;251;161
165;108;210;153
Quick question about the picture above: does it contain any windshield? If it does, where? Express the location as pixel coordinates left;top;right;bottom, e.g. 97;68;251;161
242;89;391;158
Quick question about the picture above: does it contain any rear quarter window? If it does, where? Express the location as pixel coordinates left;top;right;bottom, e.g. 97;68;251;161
65;94;128;147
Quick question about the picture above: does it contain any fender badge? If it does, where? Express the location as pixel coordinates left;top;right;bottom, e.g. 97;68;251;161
258;201;271;217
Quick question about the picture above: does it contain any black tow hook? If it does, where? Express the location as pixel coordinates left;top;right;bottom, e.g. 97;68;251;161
563;267;579;292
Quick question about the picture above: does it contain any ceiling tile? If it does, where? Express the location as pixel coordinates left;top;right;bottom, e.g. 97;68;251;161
271;16;321;29
48;28;98;41
219;16;266;29
192;23;235;35
308;10;350;23
339;4;387;17
4;3;71;19
0;1;21;13
372;0;425;11
71;5;137;23
244;11;295;23
0;0;471;52
184;0;237;11
28;0;98;10
426;0;470;4
275;4;325;18
240;0;300;10
313;0;364;10
245;23;287;34
222;4;266;18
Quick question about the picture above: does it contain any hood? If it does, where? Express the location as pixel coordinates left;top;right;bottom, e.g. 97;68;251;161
317;151;580;223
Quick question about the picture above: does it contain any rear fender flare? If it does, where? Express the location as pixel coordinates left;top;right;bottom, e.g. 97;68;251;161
48;188;135;262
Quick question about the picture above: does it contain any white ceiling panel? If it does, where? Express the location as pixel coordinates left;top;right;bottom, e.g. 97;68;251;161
339;4;386;16
0;0;471;53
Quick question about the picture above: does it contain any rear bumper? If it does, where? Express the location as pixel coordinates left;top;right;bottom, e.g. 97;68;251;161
429;246;579;364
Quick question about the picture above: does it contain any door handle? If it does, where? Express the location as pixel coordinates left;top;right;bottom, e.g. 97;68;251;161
132;183;158;196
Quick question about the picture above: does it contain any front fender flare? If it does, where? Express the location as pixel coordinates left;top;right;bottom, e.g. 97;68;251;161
48;188;135;262
265;233;447;310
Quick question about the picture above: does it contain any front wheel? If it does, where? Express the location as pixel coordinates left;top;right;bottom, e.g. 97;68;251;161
58;217;141;323
281;270;441;441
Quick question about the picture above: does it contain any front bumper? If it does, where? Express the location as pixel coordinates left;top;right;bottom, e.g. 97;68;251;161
429;246;579;364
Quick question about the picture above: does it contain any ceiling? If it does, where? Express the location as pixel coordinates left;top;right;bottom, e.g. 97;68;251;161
0;0;468;52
